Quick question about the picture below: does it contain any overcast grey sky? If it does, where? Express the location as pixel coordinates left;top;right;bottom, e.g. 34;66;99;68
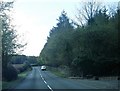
13;1;78;56
3;0;120;56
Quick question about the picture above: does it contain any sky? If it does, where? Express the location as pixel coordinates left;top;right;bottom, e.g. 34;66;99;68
2;0;120;56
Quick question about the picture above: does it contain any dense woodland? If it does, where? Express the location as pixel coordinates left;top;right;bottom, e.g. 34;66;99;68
39;2;120;77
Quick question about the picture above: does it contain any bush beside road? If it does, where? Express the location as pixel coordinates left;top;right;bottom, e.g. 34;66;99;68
2;68;31;89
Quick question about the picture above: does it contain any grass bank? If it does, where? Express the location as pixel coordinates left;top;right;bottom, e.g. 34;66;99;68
47;66;119;80
2;68;31;89
47;66;70;78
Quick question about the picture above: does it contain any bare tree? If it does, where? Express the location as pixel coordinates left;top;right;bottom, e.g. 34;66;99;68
76;1;102;26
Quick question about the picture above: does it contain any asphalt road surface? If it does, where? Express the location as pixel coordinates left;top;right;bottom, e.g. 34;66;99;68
14;66;118;91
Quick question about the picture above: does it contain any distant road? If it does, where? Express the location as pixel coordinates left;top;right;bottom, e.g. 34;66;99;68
14;66;118;90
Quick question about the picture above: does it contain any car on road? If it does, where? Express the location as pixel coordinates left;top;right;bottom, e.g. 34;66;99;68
41;65;46;71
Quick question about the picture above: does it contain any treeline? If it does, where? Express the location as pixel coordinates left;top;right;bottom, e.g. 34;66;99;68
11;55;38;64
39;2;119;77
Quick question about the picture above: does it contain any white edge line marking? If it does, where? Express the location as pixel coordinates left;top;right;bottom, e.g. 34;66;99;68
38;68;53;91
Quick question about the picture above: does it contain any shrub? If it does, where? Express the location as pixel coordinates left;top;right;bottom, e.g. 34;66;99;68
3;65;18;81
18;67;25;73
18;64;31;73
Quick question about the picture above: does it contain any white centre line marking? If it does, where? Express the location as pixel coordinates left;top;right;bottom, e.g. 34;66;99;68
38;67;53;91
44;81;47;84
47;85;53;91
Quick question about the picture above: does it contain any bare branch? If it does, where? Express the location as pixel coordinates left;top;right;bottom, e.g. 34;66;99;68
76;1;102;26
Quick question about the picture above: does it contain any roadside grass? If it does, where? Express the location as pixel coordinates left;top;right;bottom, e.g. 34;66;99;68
47;66;70;78
2;68;31;89
47;66;118;81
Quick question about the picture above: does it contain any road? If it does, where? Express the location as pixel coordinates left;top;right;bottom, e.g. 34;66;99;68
14;66;118;91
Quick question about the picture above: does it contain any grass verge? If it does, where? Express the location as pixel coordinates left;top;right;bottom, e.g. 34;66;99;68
48;66;70;78
2;68;31;89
